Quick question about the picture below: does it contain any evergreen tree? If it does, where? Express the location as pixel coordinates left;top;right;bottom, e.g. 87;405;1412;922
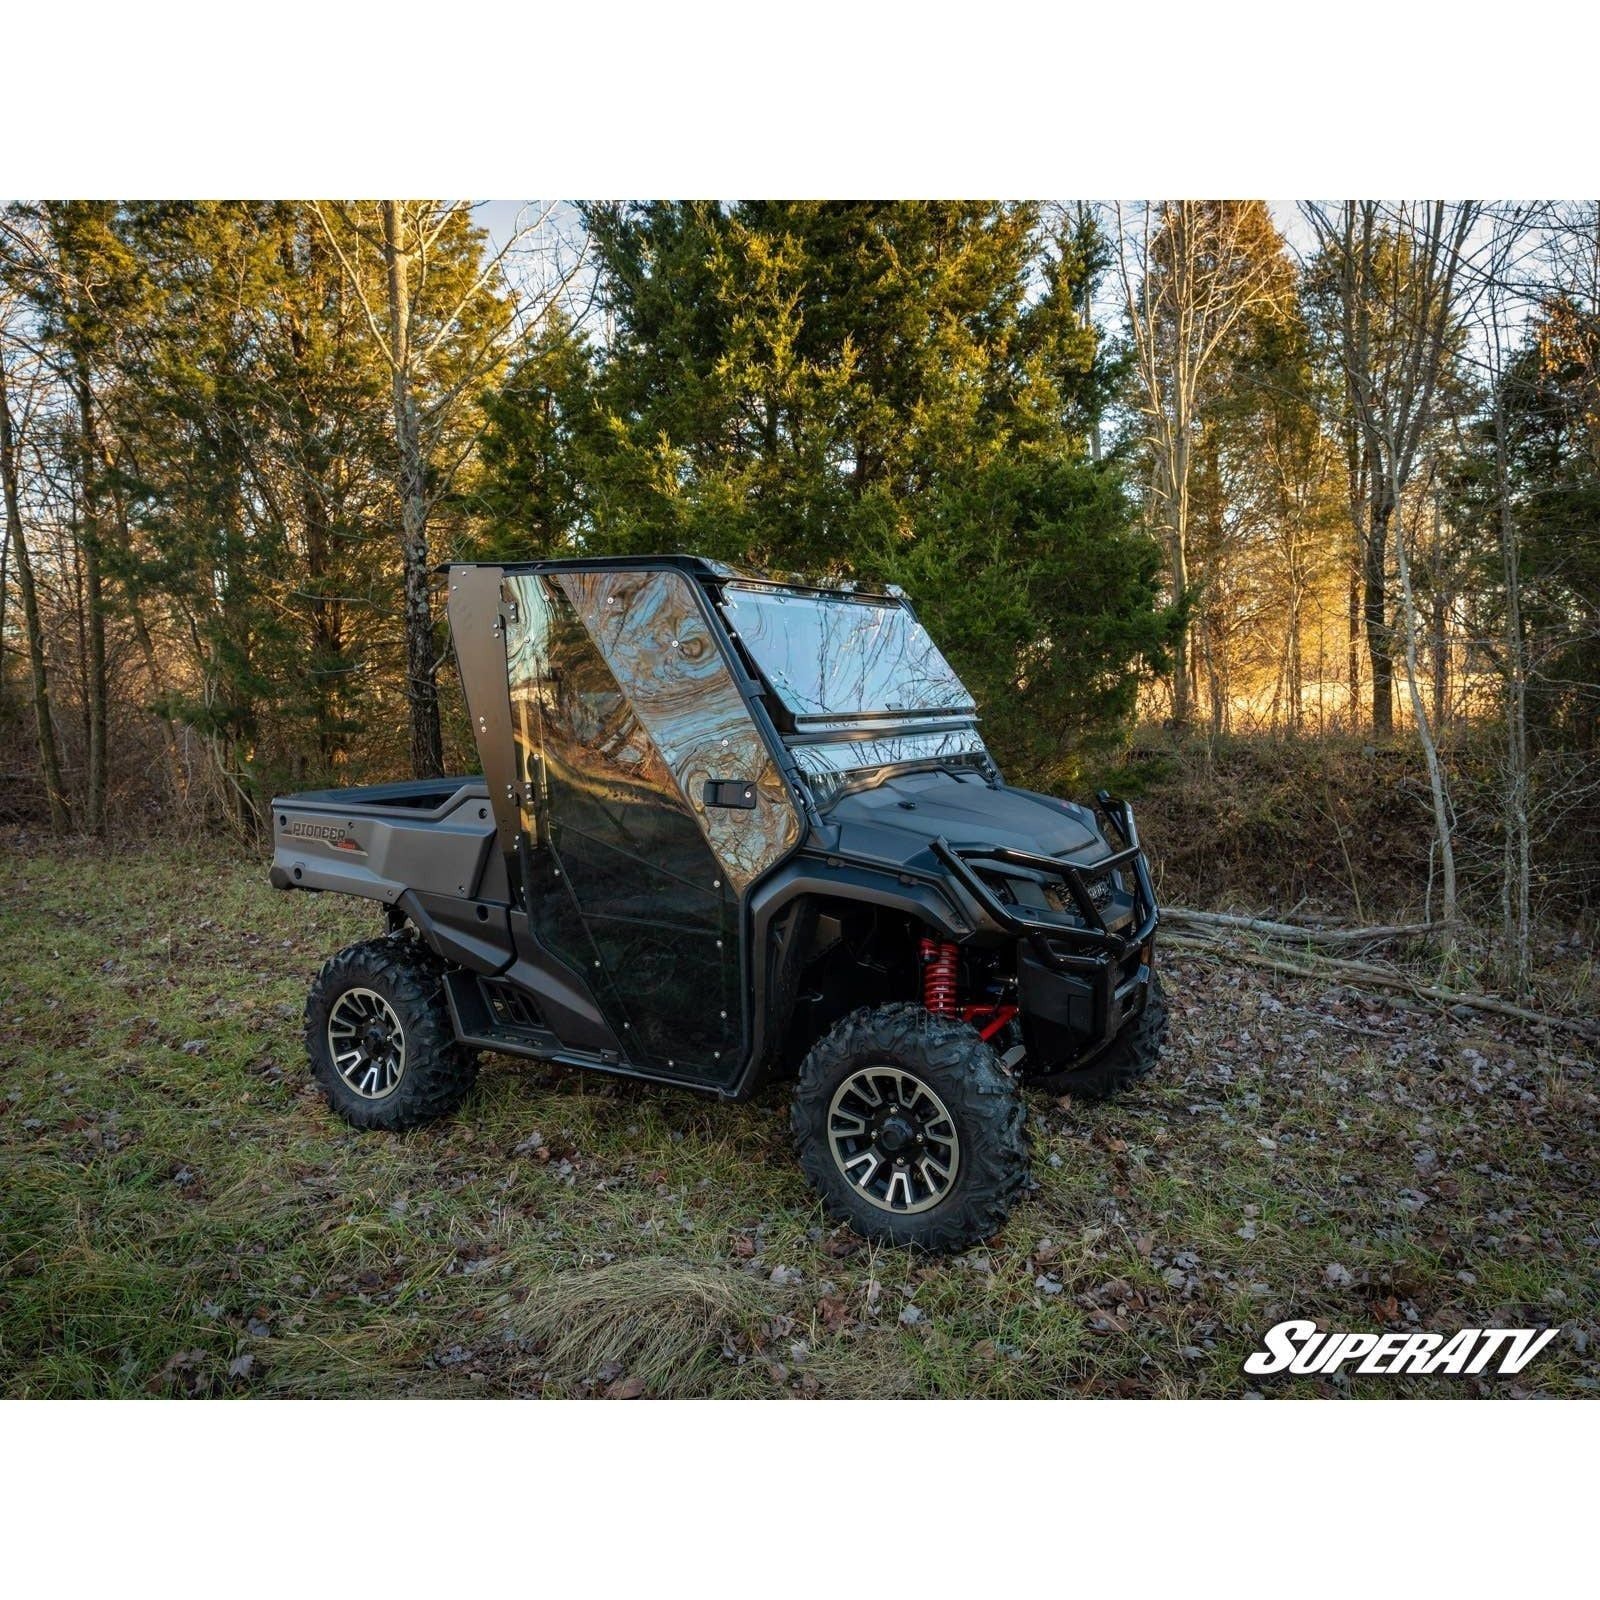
480;200;1175;777
1451;297;1600;747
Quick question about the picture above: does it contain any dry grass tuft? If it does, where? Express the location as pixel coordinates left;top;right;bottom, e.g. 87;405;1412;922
519;1258;779;1397
797;1327;921;1398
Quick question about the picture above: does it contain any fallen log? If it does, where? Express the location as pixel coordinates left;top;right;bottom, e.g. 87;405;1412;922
1164;933;1599;1039
1164;907;1435;947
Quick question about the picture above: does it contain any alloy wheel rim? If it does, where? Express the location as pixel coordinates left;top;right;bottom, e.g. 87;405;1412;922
327;987;406;1099
826;1066;960;1214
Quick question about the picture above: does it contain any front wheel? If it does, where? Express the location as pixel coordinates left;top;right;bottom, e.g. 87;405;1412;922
791;1004;1028;1252
304;936;476;1130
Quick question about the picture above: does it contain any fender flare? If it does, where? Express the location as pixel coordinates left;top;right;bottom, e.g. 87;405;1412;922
733;855;978;1094
395;888;515;976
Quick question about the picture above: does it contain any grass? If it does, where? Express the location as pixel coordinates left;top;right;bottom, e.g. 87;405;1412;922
1;829;1596;1399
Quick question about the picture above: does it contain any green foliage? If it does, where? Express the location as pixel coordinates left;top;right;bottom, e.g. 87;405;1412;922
475;308;595;560
479;202;1176;773
1450;298;1600;748
862;457;1171;780
21;202;506;807
105;202;395;787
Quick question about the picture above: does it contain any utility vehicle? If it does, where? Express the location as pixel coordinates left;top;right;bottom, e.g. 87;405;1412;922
270;556;1164;1250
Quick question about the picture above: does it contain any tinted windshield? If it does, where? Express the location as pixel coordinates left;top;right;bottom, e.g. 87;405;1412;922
722;584;974;725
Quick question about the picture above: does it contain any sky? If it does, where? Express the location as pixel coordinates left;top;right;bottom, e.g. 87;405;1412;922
471;200;1561;382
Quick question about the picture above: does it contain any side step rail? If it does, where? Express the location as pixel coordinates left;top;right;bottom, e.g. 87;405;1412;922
443;970;563;1059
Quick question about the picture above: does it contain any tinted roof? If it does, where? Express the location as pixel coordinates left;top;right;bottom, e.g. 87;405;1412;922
439;553;901;601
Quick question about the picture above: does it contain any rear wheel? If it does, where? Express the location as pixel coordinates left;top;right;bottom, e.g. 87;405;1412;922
792;1003;1028;1252
304;936;476;1130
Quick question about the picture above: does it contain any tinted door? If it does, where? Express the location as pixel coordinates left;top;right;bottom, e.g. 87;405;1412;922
503;570;798;1082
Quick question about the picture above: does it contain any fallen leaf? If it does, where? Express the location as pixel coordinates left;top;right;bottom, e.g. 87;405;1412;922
817;1294;851;1333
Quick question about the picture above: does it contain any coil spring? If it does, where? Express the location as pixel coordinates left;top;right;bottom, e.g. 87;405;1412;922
919;936;961;1016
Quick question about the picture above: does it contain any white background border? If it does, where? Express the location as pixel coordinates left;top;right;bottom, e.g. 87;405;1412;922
5;0;1594;1588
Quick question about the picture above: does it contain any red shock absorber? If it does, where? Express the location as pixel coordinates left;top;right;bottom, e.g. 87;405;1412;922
919;936;961;1016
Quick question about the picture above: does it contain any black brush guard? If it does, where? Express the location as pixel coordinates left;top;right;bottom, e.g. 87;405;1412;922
930;793;1159;1056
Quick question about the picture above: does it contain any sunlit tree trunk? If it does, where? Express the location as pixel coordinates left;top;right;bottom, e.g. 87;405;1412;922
1303;200;1476;741
1430;495;1448;731
1365;488;1394;735
1116;202;1290;731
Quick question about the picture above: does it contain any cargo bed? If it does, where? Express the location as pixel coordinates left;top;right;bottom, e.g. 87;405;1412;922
269;776;501;906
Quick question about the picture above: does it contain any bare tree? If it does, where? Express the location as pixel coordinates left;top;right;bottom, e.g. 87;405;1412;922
1302;201;1481;943
0;303;71;831
311;201;576;779
1301;201;1479;737
1470;201;1600;993
1115;201;1291;726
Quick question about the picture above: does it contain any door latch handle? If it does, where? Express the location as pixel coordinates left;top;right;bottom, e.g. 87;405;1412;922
703;779;757;809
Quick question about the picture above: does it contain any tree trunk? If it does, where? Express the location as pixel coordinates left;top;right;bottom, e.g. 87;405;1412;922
282;248;345;779
1341;408;1364;729
0;340;72;832
1389;470;1457;935
1286;584;1303;735
1168;431;1192;727
383;201;444;780
73;362;109;834
1205;632;1224;739
1494;384;1532;997
1365;491;1394;736
303;482;344;774
125;583;183;801
1346;562;1360;729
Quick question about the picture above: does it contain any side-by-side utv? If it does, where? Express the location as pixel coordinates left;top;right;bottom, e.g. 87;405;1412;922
270;556;1164;1250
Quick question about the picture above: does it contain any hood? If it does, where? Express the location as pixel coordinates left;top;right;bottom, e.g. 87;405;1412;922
817;767;1110;873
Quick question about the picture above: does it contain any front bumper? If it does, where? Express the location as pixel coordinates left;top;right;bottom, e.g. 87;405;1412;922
932;792;1159;1060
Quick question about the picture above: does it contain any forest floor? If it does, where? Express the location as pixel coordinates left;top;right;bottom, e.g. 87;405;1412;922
2;830;1596;1399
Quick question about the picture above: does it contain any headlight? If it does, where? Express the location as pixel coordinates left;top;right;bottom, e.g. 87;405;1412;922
1043;871;1117;919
